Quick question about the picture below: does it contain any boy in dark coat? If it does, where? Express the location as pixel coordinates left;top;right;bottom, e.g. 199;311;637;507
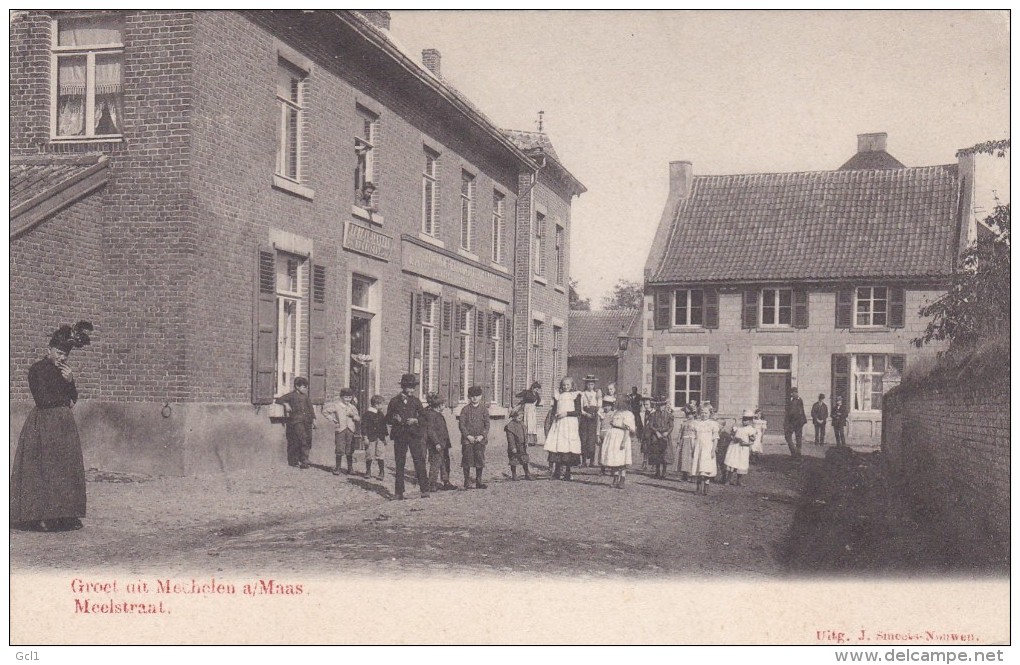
276;377;315;469
505;406;533;481
831;395;850;447
422;392;456;491
458;386;490;489
811;393;829;446
361;395;389;480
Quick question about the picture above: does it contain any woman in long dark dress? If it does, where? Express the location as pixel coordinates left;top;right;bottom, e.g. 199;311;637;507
11;322;93;532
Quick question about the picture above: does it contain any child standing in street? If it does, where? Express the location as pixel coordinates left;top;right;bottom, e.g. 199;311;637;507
458;386;490;489
323;388;361;475
751;407;767;463
423;392;456;491
275;377;315;469
646;396;674;478
361;395;388;480
690;407;720;495
505;407;533;481
724;410;757;486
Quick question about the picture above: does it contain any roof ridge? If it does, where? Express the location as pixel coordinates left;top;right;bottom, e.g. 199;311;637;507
690;163;954;180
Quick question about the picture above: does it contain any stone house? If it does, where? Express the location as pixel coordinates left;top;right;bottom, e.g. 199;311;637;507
9;10;583;474
566;310;643;393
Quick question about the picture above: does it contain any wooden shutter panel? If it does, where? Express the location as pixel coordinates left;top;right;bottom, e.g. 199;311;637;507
652;355;670;403
408;291;422;375
888;287;906;328
308;263;328;405
831;354;851;405
450;302;462;403
742;289;758;329
252;247;277;405
438;298;452;401
654;288;672;329
703;354;720;408
793;288;809;329
703;288;719;329
474;308;486;390
835;287;854;328
889;354;906;375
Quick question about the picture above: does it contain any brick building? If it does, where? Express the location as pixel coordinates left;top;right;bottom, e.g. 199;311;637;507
9;10;584;474
642;134;970;442
566;310;643;393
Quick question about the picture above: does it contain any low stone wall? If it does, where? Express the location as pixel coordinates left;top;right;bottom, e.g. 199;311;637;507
882;361;1009;562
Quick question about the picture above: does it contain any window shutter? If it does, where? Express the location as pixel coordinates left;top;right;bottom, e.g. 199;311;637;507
408;291;422;374
474;308;486;390
652;355;670;402
889;354;906;375
252;247;277;405
793;288;809;329
835;287;854;328
654;288;671;329
308;264;328;405
450;302;462;403
831;354;851;405
703;354;720;408
438;297;452;401
742;289;758;329
704;288;719;329
888;287;906;328
503;316;513;406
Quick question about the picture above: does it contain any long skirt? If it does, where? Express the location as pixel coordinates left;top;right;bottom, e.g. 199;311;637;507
599;429;632;469
544;416;581;466
724;443;751;475
646;436;669;465
523;403;538;444
11;407;87;523
677;434;695;474
579;416;599;459
690;437;717;478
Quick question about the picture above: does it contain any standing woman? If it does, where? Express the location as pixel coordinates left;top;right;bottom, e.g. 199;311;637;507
628;387;645;441
544;377;583;480
690;406;721;495
516;381;543;446
750;407;767;463
11;321;94;532
599;397;635;489
578;375;602;468
675;408;697;480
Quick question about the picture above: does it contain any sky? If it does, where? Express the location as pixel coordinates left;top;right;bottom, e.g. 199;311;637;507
388;10;1010;308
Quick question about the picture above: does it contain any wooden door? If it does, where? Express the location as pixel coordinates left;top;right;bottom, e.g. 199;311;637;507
350;313;372;412
758;372;790;428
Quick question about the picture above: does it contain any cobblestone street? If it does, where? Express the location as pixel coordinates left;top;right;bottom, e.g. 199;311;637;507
12;435;811;577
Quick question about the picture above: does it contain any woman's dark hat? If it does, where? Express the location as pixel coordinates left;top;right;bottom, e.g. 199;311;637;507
49;321;93;353
530;381;541;390
426;391;445;407
399;373;419;387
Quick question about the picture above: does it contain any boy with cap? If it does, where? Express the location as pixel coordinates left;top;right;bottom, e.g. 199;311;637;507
811;393;829;447
360;395;388;480
423;392;456;491
275;377;315;469
323;388;361;475
831;395;849;447
385;374;430;500
646;396;674;478
505;406;533;481
458;386;490;489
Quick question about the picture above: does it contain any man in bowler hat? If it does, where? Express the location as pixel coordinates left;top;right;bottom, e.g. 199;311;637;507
385;374;430;499
784;387;807;458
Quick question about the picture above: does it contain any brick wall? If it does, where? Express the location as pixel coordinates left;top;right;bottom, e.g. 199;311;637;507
882;365;1009;560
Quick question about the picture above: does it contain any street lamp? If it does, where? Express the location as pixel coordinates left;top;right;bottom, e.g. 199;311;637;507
617;330;630;352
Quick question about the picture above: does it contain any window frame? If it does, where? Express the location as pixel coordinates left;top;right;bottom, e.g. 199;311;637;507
419;293;439;398
491;190;505;265
854;286;889;328
760;287;794;327
354;107;378;206
50;15;125;142
530;319;544;385
673;288;705;327
671;355;703;408
533;212;546;277
554;223;565;286
552;325;563;384
458;304;474;402
490;312;504;405
460;170;476;252
275;58;308;184
421;148;440;237
274;252;307;395
850;353;887;412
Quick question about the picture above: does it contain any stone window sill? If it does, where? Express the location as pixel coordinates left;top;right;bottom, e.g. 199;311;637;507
533;275;548;286
457;247;480;262
489;262;510;274
849;327;895;334
417;233;445;249
554;284;566;294
272;175;314;200
351;205;384;225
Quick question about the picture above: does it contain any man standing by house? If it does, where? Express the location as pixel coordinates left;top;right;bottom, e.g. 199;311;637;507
784;387;807;459
811;393;829;447
385;374;430;500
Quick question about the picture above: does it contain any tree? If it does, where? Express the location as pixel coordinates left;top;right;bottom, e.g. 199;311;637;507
601;278;644;310
568;278;591;311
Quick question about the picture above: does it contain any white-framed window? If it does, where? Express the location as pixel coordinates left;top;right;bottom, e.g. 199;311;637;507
460;171;475;251
552;326;563;383
852;354;887;411
276;59;307;183
354;107;378;207
421;148;439;236
420;293;439;398
761;288;793;327
533;212;546;277
491;312;504;404
51;14;125;140
672;355;703;408
555;224;565;285
275;252;306;395
855;287;888;327
458;304;474;401
491;190;505;264
530;319;544;385
673;289;704;326
760;354;792;371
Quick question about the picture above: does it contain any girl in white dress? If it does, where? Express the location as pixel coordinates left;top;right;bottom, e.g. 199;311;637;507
751;407;767;463
544;377;582;480
725;410;757;485
690;407;721;495
599;400;635;489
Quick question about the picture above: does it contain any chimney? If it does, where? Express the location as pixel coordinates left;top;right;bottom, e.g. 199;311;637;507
857;132;888;153
669;161;693;198
422;49;441;77
361;10;391;31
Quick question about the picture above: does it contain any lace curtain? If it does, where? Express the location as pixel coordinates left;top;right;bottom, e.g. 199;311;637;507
56;17;123;136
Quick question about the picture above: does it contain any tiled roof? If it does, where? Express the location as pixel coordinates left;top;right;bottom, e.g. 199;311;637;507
650;164;961;283
10;154;105;209
838;150;906;170
502;129;561;162
568;310;641;357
